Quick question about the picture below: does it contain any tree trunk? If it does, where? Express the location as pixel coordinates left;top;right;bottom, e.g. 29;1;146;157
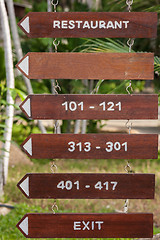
0;0;15;189
81;120;87;134
6;0;46;134
95;0;101;10
74;120;81;133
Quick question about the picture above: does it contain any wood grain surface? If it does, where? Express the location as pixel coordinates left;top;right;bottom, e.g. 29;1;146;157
16;52;154;80
18;12;157;38
17;173;155;199
20;94;158;120
21;134;158;159
17;213;153;238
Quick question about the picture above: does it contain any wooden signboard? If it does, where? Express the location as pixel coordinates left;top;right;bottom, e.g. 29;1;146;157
20;94;158;120
17;173;155;199
17;213;153;238
21;133;158;159
16;52;154;80
18;12;157;38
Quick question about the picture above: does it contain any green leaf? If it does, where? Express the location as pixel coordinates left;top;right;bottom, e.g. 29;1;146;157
9;88;17;100
9;88;27;101
15;89;27;101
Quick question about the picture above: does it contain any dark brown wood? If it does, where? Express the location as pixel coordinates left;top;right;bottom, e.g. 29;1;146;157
17;173;155;199
16;213;153;238
21;133;158;159
16;52;154;80
20;94;158;120
18;12;157;38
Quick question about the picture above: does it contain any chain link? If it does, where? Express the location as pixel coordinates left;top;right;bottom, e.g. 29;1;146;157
127;38;134;53
126;0;133;12
51;0;59;12
123;199;129;213
125;119;132;134
124;160;133;173
126;80;133;95
52;200;58;214
53;38;60;52
51;161;57;173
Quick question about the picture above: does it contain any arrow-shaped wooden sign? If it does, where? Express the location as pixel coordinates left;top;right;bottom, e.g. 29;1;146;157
21;134;158;159
20;94;158;120
16;52;154;80
17;213;153;238
17;173;155;199
18;12;157;38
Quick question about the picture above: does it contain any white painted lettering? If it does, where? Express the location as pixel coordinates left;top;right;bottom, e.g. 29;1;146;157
123;20;129;28
74;221;81;230
91;221;94;230
82;221;90;230
73;221;104;231
90;21;98;29
62;20;68;29
107;21;115;29
83;21;90;29
76;20;83;28
53;20;130;30
69;20;75;29
53;20;60;29
115;21;122;29
99;21;106;29
96;221;104;230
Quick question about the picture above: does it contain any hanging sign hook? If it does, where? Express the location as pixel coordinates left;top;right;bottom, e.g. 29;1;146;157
51;0;59;12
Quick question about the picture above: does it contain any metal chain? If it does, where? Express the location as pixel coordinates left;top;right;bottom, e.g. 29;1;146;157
51;118;60;213
50;0;59;214
123;0;135;214
51;157;58;214
124;120;133;213
52;39;61;95
126;39;134;95
51;0;61;95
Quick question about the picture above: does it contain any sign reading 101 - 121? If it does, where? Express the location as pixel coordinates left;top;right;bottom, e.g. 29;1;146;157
20;94;158;120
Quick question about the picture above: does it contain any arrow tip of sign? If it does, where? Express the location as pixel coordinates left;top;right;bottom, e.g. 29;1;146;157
17;55;29;76
20;16;30;33
23;137;32;156
19;176;29;197
19;216;28;236
21;98;31;117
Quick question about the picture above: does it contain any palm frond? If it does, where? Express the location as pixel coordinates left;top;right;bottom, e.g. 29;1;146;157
80;38;160;74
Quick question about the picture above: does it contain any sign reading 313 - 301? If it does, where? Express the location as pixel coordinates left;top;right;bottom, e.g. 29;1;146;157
21;134;158;159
